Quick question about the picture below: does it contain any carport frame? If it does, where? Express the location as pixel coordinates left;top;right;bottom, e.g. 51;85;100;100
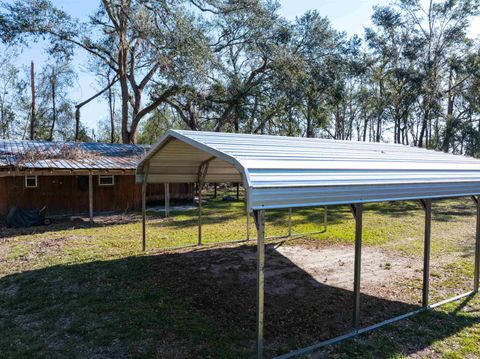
141;185;480;359
142;181;328;250
137;130;480;359
257;196;480;359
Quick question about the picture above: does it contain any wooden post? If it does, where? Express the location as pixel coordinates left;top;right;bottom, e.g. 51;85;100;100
88;172;94;225
254;210;266;359
214;183;217;199
236;183;240;200
142;163;150;252
421;199;432;308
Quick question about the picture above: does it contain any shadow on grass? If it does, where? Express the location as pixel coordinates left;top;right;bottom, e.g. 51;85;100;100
0;244;478;358
0;217;113;239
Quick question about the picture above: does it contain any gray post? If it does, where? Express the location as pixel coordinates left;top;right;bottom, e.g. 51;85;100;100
88;172;94;225
141;163;150;252
246;191;250;241
288;208;292;237
351;203;363;329
197;161;210;246
473;196;480;292
421;199;432;307
198;184;202;245
324;206;328;231
164;183;170;218
254;210;266;359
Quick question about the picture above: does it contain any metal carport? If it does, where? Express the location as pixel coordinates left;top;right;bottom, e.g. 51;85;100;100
136;130;480;359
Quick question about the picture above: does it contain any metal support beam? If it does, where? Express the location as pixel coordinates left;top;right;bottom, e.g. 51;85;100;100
164;183;170;218
324;206;328;231
272;290;474;359
141;162;150;252
471;196;480;292
288;208;292;237
420;199;432;307
350;203;363;329
88;172;94;225
197;159;212;246
254;209;266;359
246;191;250;241
198;185;203;245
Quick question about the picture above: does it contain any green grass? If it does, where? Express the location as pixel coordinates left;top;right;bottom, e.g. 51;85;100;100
0;196;479;358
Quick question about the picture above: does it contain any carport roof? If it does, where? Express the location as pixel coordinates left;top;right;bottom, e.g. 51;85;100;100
137;130;480;210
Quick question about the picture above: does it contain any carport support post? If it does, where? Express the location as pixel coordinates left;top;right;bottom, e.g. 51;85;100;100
197;161;210;246
324;206;328;231
254;209;266;359
246;192;250;241
164;183;170;218
420;199;432;307
141;163;150;252
472;196;480;292
88;172;94;225
198;184;203;245
351;203;363;329
288;208;292;237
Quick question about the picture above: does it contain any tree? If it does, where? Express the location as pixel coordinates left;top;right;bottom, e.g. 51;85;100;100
0;50;20;139
0;0;206;143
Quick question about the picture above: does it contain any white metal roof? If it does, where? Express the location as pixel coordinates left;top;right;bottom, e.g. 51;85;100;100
137;130;480;210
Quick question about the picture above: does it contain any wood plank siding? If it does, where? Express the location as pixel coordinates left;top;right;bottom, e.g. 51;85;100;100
0;175;193;217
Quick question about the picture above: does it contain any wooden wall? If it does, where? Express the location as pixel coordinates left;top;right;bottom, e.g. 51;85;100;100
0;175;193;217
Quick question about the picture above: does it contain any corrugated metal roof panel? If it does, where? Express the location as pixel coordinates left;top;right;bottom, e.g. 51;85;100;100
138;130;480;210
0;140;147;171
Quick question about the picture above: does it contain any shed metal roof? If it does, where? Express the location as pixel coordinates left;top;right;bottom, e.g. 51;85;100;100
0;140;147;171
137;130;480;210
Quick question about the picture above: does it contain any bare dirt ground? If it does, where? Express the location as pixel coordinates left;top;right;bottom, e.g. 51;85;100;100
155;239;429;356
264;244;419;295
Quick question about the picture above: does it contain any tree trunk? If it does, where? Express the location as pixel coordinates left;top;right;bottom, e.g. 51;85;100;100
118;21;130;143
30;61;36;140
306;100;312;138
49;67;57;141
108;83;116;143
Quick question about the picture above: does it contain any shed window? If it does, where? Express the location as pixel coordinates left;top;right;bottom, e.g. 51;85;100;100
25;175;38;188
99;175;115;186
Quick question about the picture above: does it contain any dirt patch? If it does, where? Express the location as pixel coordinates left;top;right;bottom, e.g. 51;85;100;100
272;244;420;296
155;241;425;356
205;242;421;299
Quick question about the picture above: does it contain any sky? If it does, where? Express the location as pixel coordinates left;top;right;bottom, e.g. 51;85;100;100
8;0;480;135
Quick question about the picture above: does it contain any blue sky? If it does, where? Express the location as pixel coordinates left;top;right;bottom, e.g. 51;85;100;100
8;0;480;134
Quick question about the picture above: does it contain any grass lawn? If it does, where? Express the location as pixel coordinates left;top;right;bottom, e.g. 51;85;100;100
0;194;479;358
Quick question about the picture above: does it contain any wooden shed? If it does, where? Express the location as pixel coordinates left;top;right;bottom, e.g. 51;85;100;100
0;140;193;219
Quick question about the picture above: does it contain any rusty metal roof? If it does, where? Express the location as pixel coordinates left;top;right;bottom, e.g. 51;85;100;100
0;140;147;171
